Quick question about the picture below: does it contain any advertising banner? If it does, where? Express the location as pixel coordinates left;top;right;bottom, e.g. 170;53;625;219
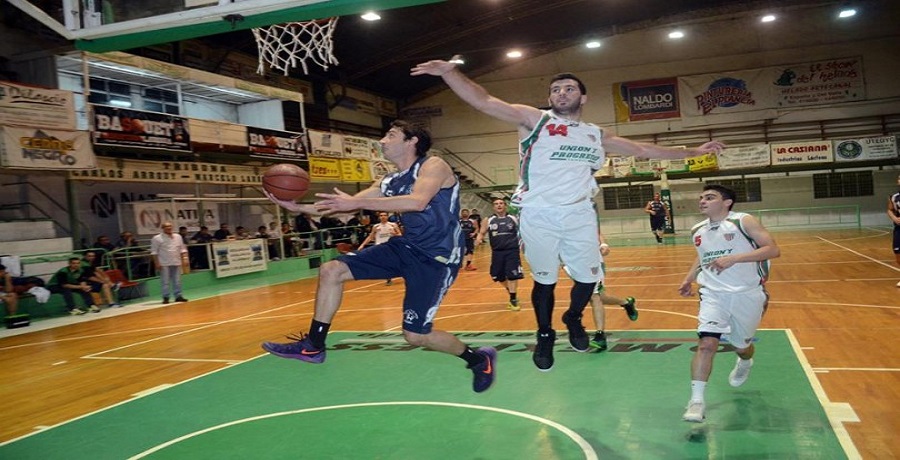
680;69;771;117
69;157;264;185
247;126;308;162
0;126;96;170
369;159;396;179
213;239;268;278
308;129;343;158
92;105;191;151
342;135;377;159
308;157;342;181
718;144;772;170
613;78;680;122
832;135;897;162
0;81;76;130
340;158;373;183
685;152;719;172
131;201;222;235
773;57;865;107
770;140;833;166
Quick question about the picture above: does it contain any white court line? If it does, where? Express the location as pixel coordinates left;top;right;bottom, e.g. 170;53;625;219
812;367;900;372
817;235;900;272
84;356;242;364
785;329;862;460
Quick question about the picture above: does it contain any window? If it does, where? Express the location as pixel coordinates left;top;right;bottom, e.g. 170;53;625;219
143;88;180;114
88;78;131;107
813;171;874;198
602;184;653;210
706;178;762;202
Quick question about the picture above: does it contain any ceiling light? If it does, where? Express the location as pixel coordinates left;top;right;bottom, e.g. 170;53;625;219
760;14;776;23
585;41;601;49
668;30;685;39
361;11;381;21
448;58;465;65
838;8;856;18
506;50;523;58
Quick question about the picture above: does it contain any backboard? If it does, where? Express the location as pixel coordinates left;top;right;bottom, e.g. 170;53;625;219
6;0;443;53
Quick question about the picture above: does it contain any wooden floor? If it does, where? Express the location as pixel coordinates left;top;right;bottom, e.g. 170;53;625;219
1;228;898;458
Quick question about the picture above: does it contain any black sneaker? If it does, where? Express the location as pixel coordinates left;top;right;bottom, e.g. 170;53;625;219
562;310;589;352
469;347;497;393
589;331;608;352
175;296;188;302
622;297;638;321
532;330;556;371
162;297;170;304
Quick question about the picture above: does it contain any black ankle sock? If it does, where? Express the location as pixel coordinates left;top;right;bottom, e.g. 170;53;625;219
509;292;517;302
459;347;484;367
307;320;330;349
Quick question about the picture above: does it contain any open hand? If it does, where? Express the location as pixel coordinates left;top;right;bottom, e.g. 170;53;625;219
411;55;462;77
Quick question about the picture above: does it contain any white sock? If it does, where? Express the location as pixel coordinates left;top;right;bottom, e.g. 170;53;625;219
737;357;752;368
690;380;706;402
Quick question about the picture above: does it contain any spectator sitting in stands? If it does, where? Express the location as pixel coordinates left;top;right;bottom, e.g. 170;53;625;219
294;213;322;250
213;223;231;241
255;225;280;260
50;257;100;315
92;235;116;262
235;226;250;239
82;251;122;308
0;263;18;316
115;230;148;278
280;222;297;257
191;226;214;244
189;226;213;270
178;226;190;241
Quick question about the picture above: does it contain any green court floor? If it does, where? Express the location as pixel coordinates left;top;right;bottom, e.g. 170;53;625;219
0;330;847;459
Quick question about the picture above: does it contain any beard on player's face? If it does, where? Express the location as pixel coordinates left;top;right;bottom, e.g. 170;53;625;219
550;98;582;116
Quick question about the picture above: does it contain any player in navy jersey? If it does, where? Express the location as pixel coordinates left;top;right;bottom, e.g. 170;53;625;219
261;120;497;393
476;198;524;311
644;192;670;244
459;208;479;270
889;173;900;288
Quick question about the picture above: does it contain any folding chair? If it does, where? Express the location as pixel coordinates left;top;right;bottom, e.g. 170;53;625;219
104;269;147;300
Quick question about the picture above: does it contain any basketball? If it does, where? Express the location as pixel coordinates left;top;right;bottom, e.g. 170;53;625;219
263;163;310;201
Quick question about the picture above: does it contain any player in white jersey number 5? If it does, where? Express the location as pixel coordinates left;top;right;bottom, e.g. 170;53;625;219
678;184;780;423
412;56;726;371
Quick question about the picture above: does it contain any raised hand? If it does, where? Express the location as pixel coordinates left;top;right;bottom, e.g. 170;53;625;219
411;54;462;77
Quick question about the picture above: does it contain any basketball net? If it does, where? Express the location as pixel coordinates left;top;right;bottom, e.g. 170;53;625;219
252;17;339;76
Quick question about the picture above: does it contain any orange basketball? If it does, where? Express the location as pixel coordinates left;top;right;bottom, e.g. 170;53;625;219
263;163;310;201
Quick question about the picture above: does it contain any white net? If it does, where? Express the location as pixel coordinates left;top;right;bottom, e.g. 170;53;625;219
252;17;339;76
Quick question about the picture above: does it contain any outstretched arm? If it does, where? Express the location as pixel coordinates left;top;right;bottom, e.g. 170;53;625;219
411;56;542;130
602;133;725;160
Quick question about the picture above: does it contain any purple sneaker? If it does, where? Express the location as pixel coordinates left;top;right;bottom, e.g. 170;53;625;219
262;334;326;364
469;347;497;393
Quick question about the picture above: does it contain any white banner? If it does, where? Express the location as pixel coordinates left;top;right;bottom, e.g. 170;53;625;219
0;81;76;130
131;201;222;235
212;239;267;278
679;69;772;117
0;126;96;170
774;57;865;107
833;135;897;162
70;157;264;185
770;140;833;166
308;129;343;158
342;135;377;159
718;144;771;170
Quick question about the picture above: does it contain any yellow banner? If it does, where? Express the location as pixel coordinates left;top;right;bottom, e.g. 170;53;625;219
340;158;373;183
686;152;719;172
309;157;341;181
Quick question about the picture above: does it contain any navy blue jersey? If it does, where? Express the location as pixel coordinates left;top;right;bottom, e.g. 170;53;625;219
485;214;519;251
380;157;463;265
460;218;477;241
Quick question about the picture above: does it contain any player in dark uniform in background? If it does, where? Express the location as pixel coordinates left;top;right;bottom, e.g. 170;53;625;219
476;198;524;311
644;192;669;244
459;208;479;271
889;173;900;288
262;120;497;393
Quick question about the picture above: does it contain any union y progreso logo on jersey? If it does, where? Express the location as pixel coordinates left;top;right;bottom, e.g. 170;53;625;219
549;145;601;164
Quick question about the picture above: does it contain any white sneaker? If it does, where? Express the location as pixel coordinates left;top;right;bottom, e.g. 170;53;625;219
729;357;753;387
682;400;705;423
88;305;101;313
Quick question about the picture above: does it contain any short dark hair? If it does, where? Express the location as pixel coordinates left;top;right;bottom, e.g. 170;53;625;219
703;184;737;210
0;263;5;271
69;257;81;263
391;120;432;157
550;73;587;95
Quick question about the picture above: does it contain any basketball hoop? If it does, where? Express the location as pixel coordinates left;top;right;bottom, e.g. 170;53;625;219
252;17;339;76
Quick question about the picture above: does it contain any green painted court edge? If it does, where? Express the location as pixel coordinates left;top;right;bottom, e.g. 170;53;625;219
0;330;851;459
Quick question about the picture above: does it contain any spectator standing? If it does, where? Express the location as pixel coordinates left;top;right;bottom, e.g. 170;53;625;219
150;222;189;304
0;263;18;316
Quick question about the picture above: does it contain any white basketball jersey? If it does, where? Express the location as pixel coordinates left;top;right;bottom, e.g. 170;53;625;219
373;222;399;245
691;211;771;293
512;111;605;208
